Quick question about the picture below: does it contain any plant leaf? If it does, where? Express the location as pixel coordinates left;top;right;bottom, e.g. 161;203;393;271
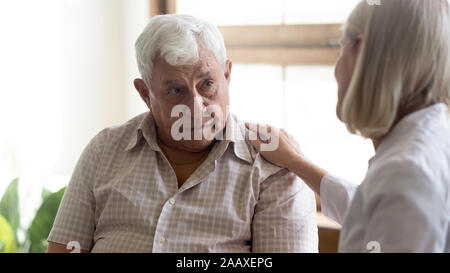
0;214;18;253
27;187;66;253
41;188;52;201
0;178;20;243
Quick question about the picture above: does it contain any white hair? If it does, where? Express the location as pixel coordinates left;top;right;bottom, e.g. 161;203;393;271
135;14;227;88
341;0;450;139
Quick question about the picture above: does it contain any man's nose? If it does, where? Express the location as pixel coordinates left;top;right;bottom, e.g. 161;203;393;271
184;96;205;127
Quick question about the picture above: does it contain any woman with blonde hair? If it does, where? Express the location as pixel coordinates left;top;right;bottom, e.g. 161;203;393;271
247;0;450;252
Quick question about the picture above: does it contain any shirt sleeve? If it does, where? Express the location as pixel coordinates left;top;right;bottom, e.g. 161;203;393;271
47;129;106;251
320;173;358;225
252;169;318;253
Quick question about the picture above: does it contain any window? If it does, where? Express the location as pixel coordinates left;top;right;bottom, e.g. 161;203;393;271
177;0;361;25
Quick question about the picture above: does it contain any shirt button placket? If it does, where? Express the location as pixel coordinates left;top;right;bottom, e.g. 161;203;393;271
152;196;178;252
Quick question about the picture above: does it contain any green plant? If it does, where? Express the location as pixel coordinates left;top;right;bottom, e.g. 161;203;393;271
0;215;17;253
0;178;66;253
0;178;19;245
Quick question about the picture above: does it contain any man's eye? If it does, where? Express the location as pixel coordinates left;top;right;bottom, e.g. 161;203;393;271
203;80;214;88
168;88;182;95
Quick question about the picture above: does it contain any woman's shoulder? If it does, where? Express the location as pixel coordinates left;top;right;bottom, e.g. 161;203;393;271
369;120;450;186
360;146;449;210
366;121;448;192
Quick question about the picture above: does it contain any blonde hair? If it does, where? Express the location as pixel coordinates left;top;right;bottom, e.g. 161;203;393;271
341;0;450;138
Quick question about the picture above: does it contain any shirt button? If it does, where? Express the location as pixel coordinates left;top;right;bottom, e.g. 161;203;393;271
169;199;175;205
160;237;166;243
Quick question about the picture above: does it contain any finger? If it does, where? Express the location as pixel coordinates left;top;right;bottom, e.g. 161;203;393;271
245;122;272;132
256;123;275;143
245;122;276;143
245;122;263;132
245;122;258;130
258;130;271;143
257;123;272;134
248;138;263;152
245;125;268;143
287;133;302;154
245;122;267;143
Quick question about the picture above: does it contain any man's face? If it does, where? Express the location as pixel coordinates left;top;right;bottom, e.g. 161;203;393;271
135;46;232;153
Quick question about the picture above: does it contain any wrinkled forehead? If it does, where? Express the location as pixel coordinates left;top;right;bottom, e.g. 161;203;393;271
153;49;222;81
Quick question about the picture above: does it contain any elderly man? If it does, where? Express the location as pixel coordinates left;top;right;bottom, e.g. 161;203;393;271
47;14;317;253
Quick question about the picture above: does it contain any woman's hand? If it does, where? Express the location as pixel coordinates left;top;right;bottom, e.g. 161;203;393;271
244;122;304;170
245;122;327;196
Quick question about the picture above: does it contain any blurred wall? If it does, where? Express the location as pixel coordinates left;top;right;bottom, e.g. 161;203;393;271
55;0;149;176
0;0;149;230
122;0;151;119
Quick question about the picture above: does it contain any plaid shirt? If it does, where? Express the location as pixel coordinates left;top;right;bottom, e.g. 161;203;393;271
48;112;318;253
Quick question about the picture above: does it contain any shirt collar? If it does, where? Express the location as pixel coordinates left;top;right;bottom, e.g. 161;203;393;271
124;112;159;152
223;113;256;164
124;112;255;164
403;102;449;127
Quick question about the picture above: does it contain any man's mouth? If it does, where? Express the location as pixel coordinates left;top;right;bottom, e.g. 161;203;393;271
191;119;215;131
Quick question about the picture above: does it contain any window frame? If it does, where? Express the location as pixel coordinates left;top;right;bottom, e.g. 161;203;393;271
149;0;342;65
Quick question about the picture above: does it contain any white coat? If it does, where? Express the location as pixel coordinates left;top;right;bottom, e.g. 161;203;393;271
320;103;450;252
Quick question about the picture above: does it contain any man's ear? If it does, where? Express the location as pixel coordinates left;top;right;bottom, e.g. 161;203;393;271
224;59;232;84
134;79;151;108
